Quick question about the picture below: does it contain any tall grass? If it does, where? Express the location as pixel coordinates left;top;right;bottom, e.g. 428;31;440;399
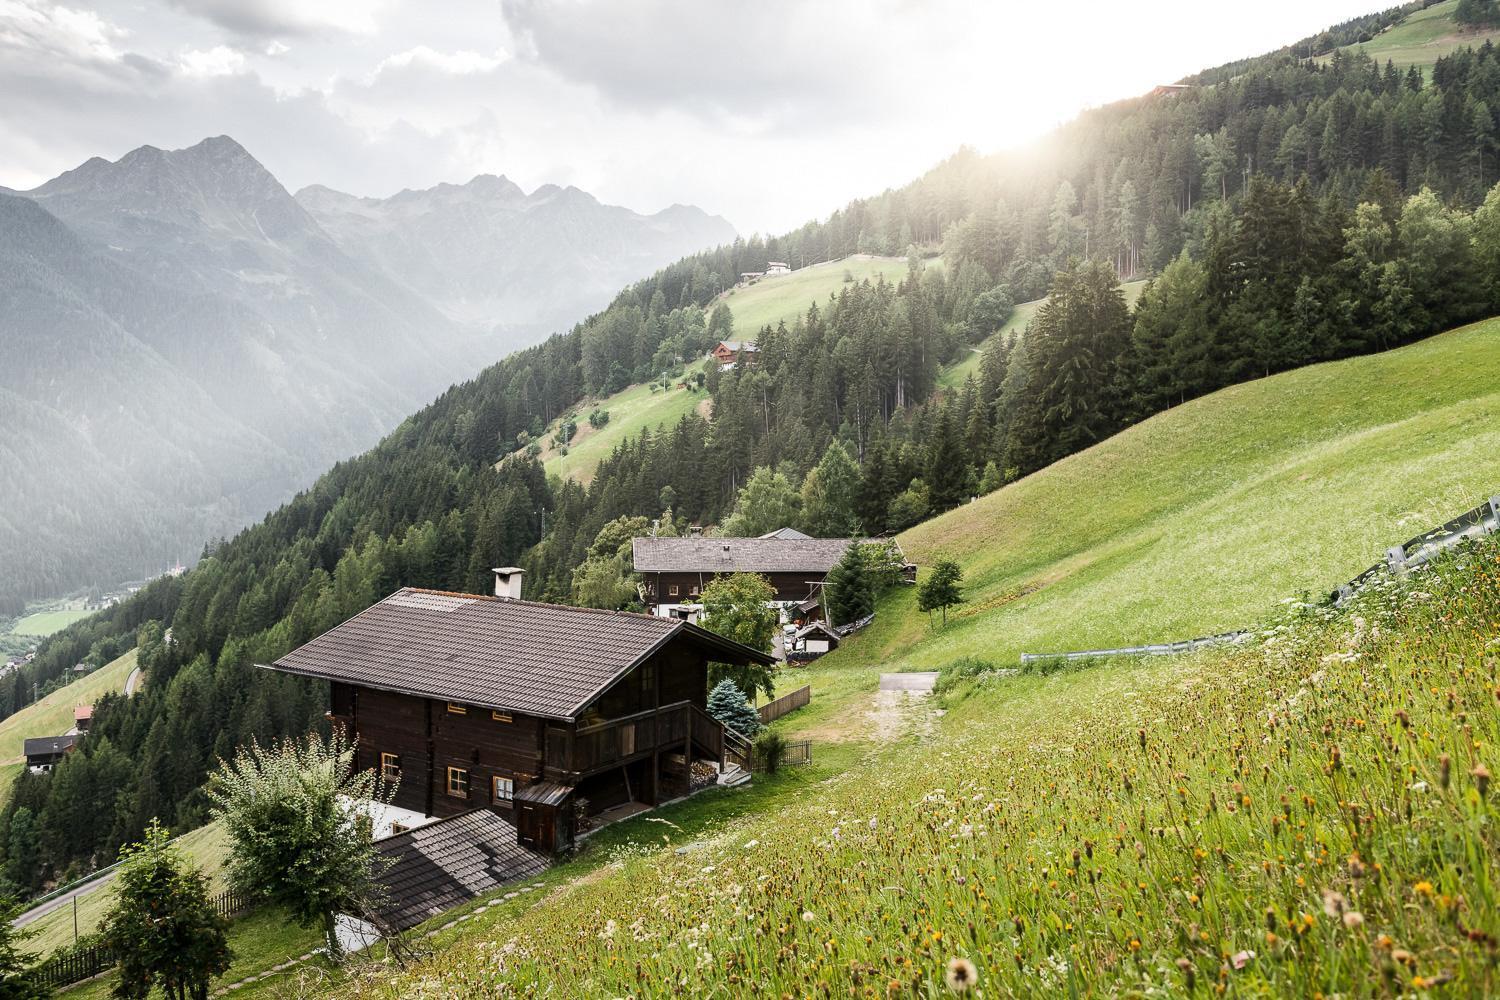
351;542;1500;997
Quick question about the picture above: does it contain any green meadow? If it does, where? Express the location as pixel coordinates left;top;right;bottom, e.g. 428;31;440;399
719;254;943;340
1332;0;1500;70
328;315;1500;996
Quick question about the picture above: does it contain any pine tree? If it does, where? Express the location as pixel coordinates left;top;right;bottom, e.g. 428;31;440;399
925;406;967;511
0;895;47;1000
825;544;874;627
706;678;762;737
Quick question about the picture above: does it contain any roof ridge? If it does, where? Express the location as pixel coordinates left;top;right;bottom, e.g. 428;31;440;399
399;587;676;625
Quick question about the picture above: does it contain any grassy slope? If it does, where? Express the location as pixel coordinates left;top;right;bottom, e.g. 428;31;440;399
717;254;942;340
33;821;228;962
323;317;1500;996
1332;0;1500;69
939;278;1148;389
537;380;708;484
0;649;139;802
884;316;1500;670
530;255;943;485
351;539;1500;995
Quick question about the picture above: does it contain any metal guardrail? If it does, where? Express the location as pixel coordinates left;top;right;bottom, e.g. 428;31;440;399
1334;494;1500;605
1020;631;1250;666
1021;493;1500;666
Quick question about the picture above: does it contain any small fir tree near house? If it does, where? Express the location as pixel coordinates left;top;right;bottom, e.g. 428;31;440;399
706;678;762;738
825;544;874;627
0;894;47;1000
918;559;964;627
100;819;232;1000
207;730;393;963
699;573;778;701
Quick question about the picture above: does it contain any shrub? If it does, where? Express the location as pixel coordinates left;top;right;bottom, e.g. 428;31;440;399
932;655;999;699
753;730;787;775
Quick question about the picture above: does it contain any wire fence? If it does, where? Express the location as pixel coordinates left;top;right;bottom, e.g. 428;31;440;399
1021;493;1500;666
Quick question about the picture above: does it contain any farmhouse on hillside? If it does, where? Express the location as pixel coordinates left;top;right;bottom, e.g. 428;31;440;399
24;734;79;773
712;340;759;369
631;534;911;623
764;260;791;275
264;571;771;863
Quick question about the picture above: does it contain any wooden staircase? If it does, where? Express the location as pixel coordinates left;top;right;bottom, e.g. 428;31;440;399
719;727;753;786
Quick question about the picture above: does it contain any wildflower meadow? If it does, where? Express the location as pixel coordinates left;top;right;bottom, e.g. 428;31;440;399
355;542;1500;997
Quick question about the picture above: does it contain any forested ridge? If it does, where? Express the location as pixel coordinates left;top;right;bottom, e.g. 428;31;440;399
9;12;1500;891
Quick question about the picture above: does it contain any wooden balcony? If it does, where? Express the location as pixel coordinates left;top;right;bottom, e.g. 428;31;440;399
544;700;723;782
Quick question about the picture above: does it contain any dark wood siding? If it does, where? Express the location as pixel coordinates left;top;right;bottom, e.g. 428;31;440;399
346;685;546;819
643;570;827;608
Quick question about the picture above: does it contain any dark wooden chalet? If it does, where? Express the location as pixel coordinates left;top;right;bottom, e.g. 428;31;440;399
264;583;772;854
24;734;79;772
632;535;907;620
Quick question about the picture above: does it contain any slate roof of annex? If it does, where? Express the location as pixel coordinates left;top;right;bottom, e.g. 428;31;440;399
632;536;889;574
374;810;548;931
264;588;770;721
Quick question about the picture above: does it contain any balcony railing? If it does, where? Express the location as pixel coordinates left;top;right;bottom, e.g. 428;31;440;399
545;701;723;780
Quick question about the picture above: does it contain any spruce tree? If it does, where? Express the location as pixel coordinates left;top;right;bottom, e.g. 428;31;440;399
706;679;762;738
825;544;874;627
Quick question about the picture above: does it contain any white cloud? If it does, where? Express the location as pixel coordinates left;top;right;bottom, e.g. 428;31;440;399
1;0;1394;233
177;43;243;76
373;45;505;77
165;0;383;38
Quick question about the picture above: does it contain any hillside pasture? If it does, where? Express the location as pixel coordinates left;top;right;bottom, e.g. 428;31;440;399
939;278;1147;389
0;649;139;804
1331;0;1500;70
892;316;1500;671
718;254;942;340
533;378;709;485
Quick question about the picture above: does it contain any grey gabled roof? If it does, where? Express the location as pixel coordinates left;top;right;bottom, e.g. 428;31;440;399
758;527;812;540
264;588;771;721
632;536;881;574
374;810;548;931
23;735;78;757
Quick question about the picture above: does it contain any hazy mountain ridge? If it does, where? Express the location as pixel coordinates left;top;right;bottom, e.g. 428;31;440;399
296;174;736;333
0;136;736;612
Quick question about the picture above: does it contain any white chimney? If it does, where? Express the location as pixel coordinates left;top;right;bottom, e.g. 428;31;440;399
492;567;525;600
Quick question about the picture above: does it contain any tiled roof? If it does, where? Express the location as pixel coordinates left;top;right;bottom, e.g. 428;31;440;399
632;536;879;574
23;735;78;757
265;588;772;721
718;340;757;352
758;527;812;540
374;810;548;931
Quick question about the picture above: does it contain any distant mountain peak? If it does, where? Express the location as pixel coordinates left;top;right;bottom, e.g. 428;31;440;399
27;135;315;245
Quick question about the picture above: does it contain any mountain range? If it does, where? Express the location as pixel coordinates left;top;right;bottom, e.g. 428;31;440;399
0;136;734;614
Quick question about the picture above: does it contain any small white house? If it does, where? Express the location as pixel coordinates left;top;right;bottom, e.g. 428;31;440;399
791;621;840;656
764;261;791;276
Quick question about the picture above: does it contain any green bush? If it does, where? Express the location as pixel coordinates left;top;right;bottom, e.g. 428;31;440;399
932;655;998;699
752;730;787;775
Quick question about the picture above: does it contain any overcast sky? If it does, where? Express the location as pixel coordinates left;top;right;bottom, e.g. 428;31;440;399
1;0;1382;234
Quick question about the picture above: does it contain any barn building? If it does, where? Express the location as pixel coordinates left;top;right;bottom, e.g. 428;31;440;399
712;340;759;369
631;534;908;623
